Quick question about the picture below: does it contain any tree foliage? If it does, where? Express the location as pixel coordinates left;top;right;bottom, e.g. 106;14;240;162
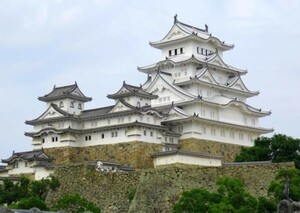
0;175;60;210
53;194;101;213
173;176;275;213
268;168;300;203
235;134;300;169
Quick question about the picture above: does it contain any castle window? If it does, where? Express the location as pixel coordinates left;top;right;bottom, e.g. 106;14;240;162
52;137;58;142
144;130;147;136
111;131;118;137
78;103;82;110
202;127;206;134
150;131;153;137
221;130;225;137
239;133;244;140
108;119;111;124
59;101;64;108
211;128;216;136
85;135;91;141
42;138;45;143
180;47;183;54
136;102;141;108
128;116;131;122
169;50;172;56
70;101;74;108
210;111;215;119
174;49;178;55
230;131;235;139
201;109;206;117
25;162;28;167
102;133;104;139
169;138;174;143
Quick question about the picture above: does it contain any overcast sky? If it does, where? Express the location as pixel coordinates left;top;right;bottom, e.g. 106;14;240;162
0;0;299;161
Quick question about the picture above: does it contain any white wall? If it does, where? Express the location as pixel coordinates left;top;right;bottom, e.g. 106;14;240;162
153;154;222;167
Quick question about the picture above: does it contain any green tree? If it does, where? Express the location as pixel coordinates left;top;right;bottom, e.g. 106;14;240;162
235;134;300;169
173;177;275;213
0;175;60;206
268;168;300;203
9;196;48;210
53;194;101;213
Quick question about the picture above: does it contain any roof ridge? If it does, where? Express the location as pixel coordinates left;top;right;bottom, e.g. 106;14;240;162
177;20;207;33
82;105;115;112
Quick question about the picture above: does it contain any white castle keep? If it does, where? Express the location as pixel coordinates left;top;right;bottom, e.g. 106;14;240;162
1;17;272;179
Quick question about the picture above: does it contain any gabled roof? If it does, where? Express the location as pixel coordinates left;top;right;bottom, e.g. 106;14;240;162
174;68;258;97
107;81;158;99
177;96;271;117
25;103;74;125
163;106;190;122
2;150;51;164
149;17;234;51
146;71;195;100
138;54;246;75
38;82;92;102
226;76;259;95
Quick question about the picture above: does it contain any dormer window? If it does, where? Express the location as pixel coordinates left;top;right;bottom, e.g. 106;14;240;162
59;101;64;108
70;101;74;108
78;103;82;110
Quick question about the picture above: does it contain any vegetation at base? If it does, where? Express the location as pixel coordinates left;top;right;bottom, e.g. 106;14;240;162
0;175;60;210
235;134;300;169
173;176;276;213
9;196;48;210
127;186;136;202
52;194;101;213
268;168;300;203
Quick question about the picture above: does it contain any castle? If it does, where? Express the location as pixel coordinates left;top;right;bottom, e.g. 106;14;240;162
0;16;272;180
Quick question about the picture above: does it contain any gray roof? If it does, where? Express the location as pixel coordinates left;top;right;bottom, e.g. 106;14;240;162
38;83;92;102
107;82;158;99
152;150;223;159
2;150;52;164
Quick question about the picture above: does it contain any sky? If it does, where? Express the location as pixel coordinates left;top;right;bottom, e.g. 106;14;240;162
0;0;300;161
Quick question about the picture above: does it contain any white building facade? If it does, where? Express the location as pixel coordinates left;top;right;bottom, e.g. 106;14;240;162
3;17;273;173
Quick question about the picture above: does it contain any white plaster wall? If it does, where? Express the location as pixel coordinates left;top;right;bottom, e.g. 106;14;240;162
153;154;222;167
35;168;53;180
220;106;244;125
8;161;34;175
180;121;255;147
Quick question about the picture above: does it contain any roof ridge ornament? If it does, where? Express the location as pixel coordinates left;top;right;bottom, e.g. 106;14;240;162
205;24;208;32
174;14;178;23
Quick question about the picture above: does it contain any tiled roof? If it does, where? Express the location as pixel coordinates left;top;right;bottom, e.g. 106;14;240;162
2;150;51;164
107;82;158;99
152;150;223;159
38;83;92;102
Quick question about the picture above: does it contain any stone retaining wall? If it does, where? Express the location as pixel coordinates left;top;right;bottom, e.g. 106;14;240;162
46;162;295;213
44;141;162;169
179;138;242;162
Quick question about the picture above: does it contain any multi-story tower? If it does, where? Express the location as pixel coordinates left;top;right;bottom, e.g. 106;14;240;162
139;16;272;148
20;17;272;170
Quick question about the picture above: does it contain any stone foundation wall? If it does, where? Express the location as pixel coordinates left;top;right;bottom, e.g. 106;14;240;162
179;138;242;162
46;162;294;213
44;141;162;169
